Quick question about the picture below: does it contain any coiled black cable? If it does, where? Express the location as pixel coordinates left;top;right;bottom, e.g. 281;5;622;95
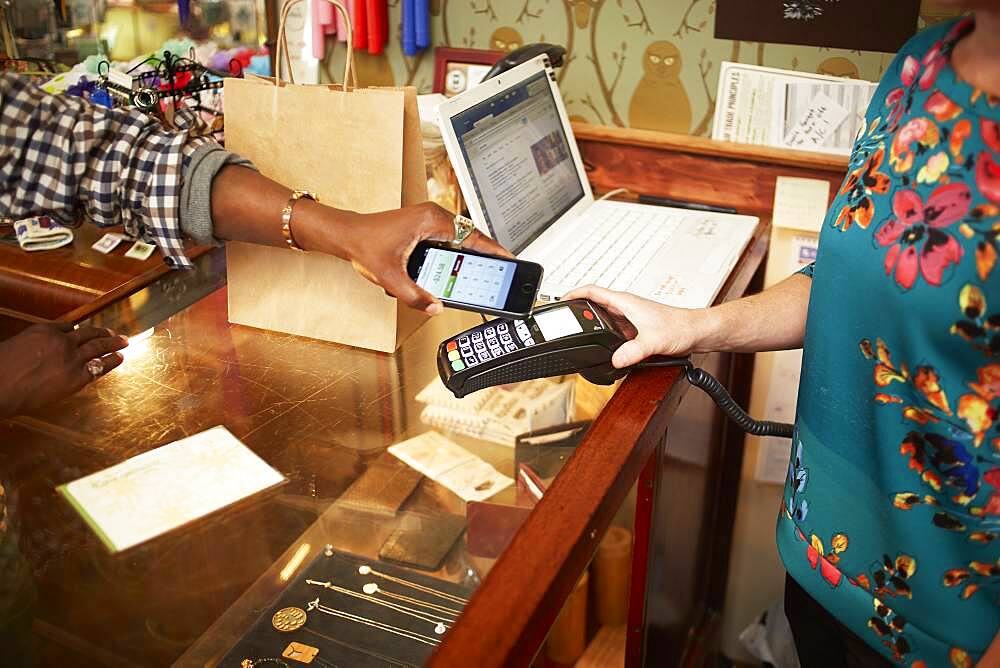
638;357;794;439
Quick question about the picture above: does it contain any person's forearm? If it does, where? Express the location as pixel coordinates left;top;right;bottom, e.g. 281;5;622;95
207;165;510;313
209;164;357;258
692;273;812;354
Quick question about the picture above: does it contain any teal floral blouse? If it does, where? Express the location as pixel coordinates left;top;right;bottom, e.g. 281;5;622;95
779;18;1000;666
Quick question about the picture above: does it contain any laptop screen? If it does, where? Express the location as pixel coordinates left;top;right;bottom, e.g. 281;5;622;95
450;71;586;254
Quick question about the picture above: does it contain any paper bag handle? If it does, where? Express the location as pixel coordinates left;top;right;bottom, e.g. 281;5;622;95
275;0;356;90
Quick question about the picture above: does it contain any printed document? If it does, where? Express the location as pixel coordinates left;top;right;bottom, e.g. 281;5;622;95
712;61;877;155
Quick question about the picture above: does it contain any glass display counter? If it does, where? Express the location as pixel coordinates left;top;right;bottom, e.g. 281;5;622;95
0;284;610;667
0;215;768;667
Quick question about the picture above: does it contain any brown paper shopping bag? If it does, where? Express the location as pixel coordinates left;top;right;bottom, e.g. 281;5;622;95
223;0;428;353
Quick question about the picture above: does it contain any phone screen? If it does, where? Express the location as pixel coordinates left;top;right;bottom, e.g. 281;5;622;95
415;247;517;309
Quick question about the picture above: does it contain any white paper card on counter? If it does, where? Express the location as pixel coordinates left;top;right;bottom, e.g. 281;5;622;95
388;430;475;478
783;92;850;151
91;233;125;254
124;240;156;261
772;176;830;233
437;458;515;504
388;431;513;502
57;426;286;553
754;349;803;484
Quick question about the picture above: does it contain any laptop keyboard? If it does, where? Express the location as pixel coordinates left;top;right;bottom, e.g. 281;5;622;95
545;206;682;291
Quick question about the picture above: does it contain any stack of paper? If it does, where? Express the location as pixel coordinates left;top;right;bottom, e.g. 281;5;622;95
416;377;575;447
711;61;878;155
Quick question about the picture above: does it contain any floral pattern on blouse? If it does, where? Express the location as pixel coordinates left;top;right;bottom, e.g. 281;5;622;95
777;17;1000;667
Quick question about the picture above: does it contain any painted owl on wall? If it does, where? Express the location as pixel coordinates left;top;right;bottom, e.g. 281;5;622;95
628;40;691;134
816;56;859;78
490;26;524;53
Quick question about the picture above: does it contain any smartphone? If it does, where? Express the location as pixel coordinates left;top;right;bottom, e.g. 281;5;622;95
407;240;543;317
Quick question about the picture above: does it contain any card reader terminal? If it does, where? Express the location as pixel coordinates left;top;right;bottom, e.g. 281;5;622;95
437;300;796;439
438;299;630;398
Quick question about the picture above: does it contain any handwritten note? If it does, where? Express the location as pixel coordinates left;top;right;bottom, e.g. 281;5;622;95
772;176;830;233
783;92;850;151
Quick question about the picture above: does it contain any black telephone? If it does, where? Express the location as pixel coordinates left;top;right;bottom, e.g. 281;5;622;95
480;43;567;82
437;299;794;439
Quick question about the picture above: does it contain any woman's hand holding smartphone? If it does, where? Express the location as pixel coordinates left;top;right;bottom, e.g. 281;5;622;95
407;240;544;317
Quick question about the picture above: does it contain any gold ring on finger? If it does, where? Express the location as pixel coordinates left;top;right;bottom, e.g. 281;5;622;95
452;214;475;246
85;358;105;379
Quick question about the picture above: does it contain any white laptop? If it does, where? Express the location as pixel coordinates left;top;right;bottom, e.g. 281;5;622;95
436;55;759;309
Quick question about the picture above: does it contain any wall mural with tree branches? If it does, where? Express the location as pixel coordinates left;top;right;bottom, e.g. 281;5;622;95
319;1;960;137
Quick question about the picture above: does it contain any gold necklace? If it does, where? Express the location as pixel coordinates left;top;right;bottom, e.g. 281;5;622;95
306;579;451;631
306;598;442;646
357;564;469;605
362;582;462;618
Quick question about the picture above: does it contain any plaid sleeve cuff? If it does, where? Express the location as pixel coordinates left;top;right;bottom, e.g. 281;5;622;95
143;134;213;269
141;132;192;268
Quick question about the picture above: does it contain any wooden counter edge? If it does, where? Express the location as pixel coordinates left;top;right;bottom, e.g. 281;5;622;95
428;221;770;668
0;244;216;333
572;122;849;173
58;245;215;326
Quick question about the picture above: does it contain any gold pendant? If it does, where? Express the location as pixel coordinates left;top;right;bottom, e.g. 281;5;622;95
271;606;307;632
282;641;319;664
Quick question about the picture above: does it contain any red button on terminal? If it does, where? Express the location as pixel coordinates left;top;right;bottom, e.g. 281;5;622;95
582;309;594;320
447;341;458;351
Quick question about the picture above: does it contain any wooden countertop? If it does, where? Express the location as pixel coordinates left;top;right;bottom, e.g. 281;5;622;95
0;224;213;337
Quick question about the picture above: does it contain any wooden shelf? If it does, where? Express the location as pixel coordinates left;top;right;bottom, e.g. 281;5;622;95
571;122;848;219
572;122;849;172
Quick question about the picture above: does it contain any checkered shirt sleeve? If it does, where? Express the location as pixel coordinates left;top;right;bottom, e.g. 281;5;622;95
0;74;212;268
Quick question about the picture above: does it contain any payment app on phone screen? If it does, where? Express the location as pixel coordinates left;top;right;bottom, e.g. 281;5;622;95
416;247;516;308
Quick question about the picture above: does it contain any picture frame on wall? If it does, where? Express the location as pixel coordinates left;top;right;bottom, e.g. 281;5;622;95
432;47;504;98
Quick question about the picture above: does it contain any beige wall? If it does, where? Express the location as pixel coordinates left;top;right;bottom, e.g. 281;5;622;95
320;1;914;135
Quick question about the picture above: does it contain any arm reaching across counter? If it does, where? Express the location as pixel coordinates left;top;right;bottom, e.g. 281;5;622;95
0;74;509;315
0;73;510;417
562;272;812;368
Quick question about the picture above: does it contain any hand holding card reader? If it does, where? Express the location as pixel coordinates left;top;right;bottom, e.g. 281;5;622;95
437;299;795;439
439;300;629;398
